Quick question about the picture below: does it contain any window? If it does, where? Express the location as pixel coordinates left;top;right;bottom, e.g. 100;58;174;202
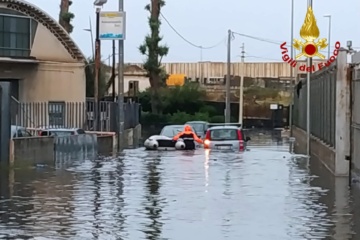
188;123;204;132
160;126;183;138
13;128;31;137
210;129;239;140
77;129;86;134
20;129;32;137
0;14;31;57
48;102;65;127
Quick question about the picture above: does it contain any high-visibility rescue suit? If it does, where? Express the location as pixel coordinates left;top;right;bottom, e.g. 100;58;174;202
172;125;203;146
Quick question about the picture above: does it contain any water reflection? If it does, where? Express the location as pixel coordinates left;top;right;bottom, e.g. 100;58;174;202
91;160;102;238
0;130;359;239
142;157;163;239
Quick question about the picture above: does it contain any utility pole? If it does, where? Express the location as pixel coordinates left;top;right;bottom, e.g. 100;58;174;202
94;7;101;131
200;46;203;84
289;0;294;136
117;0;125;151
225;29;231;123
306;0;313;156
238;43;245;125
112;40;116;101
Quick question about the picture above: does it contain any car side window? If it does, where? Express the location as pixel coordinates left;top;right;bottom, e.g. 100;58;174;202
16;130;23;138
21;130;32;137
41;131;49;136
77;129;86;134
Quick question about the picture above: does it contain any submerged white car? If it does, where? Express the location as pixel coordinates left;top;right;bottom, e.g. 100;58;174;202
144;125;199;150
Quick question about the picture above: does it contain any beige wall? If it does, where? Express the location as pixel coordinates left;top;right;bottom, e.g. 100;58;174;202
19;62;85;102
30;23;77;63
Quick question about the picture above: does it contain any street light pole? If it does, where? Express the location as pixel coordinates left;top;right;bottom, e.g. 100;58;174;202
94;7;101;131
83;17;94;59
306;0;313;156
117;0;125;151
324;15;331;59
238;43;245;125
289;0;294;136
225;29;231;123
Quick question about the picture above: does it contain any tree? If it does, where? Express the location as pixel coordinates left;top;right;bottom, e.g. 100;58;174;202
139;0;169;114
59;0;74;33
85;57;111;98
139;83;206;114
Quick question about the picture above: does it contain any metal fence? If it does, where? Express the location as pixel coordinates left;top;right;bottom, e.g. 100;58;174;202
10;99;140;132
293;63;336;147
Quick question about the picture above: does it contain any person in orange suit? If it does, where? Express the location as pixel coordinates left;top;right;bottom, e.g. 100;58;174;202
173;125;203;144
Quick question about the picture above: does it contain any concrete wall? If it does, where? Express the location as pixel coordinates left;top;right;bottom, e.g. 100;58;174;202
97;135;116;156
293;126;336;174
10;134;101;167
9;125;141;167
54;134;97;162
11;136;54;166
123;124;142;148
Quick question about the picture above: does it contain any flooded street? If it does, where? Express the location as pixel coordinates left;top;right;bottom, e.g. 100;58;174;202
0;130;359;239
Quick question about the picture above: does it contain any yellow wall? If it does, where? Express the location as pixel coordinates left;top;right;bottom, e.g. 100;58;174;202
166;74;186;86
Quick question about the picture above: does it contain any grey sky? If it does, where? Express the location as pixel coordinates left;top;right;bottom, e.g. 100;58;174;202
27;0;360;63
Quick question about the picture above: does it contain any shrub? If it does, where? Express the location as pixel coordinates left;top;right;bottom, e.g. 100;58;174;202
140;111;169;124
168;111;193;124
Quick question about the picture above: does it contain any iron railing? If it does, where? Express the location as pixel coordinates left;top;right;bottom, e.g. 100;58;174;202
11;99;140;132
293;63;336;147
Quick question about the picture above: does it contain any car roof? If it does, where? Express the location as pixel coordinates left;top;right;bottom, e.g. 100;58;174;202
186;121;208;124
163;125;184;128
208;126;240;130
41;128;80;131
11;125;25;132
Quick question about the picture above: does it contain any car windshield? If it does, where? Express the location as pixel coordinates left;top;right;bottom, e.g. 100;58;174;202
210;128;238;140
188;123;204;132
161;126;183;138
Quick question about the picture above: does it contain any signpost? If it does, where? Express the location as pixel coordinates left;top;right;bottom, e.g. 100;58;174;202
99;11;126;40
99;10;126;151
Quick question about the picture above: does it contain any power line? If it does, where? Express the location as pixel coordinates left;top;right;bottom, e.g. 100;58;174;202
246;55;281;61
160;13;225;49
232;31;348;54
232;31;282;45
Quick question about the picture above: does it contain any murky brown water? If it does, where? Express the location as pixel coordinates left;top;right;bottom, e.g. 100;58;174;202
0;130;359;239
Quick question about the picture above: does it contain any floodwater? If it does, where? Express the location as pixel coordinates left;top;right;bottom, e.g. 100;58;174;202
0;130;359;239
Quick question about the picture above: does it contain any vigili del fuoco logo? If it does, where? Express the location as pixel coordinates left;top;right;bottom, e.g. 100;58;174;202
280;6;340;72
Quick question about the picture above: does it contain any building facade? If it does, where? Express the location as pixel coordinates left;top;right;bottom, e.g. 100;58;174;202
0;0;86;105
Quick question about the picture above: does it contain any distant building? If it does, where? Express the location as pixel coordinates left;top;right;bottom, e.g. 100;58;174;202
107;64;149;95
